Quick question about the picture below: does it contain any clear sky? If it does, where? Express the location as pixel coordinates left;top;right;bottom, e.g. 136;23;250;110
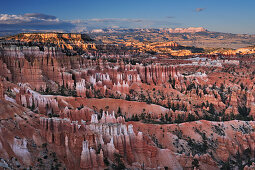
0;0;255;34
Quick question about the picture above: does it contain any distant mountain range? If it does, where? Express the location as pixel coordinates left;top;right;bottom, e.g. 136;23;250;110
3;32;254;56
88;28;255;49
1;27;255;49
89;27;207;34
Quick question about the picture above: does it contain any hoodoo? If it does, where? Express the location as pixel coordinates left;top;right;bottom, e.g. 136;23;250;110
0;30;255;169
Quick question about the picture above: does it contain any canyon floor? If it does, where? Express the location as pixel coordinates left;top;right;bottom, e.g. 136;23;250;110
0;32;255;169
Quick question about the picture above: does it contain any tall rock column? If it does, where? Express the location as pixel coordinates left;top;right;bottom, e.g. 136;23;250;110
80;140;92;169
0;81;3;99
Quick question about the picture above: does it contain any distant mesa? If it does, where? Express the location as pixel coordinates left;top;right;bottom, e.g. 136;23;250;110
7;32;94;42
89;27;207;34
165;27;207;33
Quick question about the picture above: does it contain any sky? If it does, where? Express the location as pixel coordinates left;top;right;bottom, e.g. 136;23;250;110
0;0;255;34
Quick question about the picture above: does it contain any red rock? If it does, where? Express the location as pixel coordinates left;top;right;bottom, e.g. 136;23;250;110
0;81;3;99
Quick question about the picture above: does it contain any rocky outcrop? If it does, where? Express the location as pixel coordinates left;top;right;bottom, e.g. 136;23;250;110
80;140;102;169
60;106;94;122
7;33;94;51
11;137;31;165
1;34;255;169
39;113;175;169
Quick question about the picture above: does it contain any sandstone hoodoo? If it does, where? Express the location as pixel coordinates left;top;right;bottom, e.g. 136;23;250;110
0;31;255;169
0;81;3;99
